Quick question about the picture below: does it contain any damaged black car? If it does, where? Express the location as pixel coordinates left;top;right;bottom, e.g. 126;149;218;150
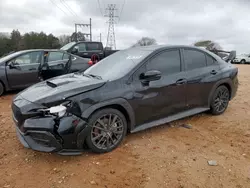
12;45;238;155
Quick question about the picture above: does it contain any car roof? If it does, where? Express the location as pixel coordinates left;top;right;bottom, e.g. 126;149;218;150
15;49;67;53
128;44;221;60
130;44;208;51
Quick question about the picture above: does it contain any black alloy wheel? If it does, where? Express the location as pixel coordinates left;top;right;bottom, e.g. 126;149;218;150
86;108;127;153
210;85;230;115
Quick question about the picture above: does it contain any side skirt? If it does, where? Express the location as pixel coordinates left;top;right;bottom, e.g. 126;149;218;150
131;107;209;133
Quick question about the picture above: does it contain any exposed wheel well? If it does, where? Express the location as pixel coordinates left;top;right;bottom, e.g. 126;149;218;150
89;104;131;133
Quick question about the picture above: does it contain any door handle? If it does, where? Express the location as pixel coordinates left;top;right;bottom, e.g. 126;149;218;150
29;68;36;71
176;79;187;85
210;70;217;75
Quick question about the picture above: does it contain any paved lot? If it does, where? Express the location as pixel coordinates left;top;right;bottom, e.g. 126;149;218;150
1;65;250;188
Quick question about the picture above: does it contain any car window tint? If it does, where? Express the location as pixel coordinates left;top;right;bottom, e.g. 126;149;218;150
146;50;181;75
14;51;41;65
184;49;206;70
63;53;70;60
76;43;86;51
48;52;63;62
86;43;101;51
206;55;216;66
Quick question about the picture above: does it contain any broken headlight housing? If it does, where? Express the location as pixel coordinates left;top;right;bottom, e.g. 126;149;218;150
39;100;82;119
38;101;72;118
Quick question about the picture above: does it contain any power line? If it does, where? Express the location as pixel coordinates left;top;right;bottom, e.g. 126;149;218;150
119;0;126;21
97;0;103;16
49;0;69;16
60;0;80;18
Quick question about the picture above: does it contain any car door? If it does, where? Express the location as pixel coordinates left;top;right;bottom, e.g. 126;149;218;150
131;49;187;125
6;51;42;89
67;54;91;73
41;51;68;80
183;48;222;109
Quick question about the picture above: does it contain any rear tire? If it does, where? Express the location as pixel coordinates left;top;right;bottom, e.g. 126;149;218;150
0;82;4;96
240;59;246;64
85;108;127;153
210;85;230;115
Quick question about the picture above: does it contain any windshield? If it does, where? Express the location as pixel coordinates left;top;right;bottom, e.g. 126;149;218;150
82;48;153;80
0;51;24;63
60;42;76;51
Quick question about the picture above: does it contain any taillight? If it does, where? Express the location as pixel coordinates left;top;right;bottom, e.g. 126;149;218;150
88;60;93;65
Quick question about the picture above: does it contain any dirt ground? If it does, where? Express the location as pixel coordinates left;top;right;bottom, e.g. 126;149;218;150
1;65;250;188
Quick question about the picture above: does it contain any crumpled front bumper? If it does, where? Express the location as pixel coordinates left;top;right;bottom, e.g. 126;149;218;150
13;114;90;155
15;127;62;153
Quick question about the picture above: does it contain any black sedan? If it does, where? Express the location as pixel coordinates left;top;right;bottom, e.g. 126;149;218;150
11;45;238;155
0;49;91;96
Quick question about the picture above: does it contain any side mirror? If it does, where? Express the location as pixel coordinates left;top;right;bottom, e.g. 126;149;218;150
140;70;161;83
71;47;78;54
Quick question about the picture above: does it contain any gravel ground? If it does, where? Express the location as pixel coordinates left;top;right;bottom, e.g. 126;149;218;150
1;65;250;188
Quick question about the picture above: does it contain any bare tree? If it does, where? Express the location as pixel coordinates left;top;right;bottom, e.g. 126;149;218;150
194;40;222;51
58;35;71;46
132;37;157;47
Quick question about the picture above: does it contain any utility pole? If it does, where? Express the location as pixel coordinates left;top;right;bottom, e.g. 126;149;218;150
104;4;118;50
100;33;102;42
74;18;92;42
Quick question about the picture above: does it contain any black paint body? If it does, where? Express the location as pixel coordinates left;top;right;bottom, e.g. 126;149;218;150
11;45;238;155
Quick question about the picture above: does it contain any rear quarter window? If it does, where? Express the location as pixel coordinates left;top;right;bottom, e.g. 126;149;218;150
206;54;216;66
86;43;102;51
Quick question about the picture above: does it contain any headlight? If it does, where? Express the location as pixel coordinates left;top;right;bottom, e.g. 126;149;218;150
49;105;67;117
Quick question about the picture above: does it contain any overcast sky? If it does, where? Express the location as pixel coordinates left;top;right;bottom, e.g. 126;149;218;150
0;0;250;53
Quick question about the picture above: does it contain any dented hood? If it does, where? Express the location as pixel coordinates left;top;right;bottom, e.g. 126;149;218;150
18;73;106;104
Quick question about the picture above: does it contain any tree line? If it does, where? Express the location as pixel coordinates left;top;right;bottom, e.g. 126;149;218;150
0;30;87;57
0;29;222;58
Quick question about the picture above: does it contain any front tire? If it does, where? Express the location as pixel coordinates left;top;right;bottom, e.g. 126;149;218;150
0;82;4;96
86;108;127;153
210;85;230;115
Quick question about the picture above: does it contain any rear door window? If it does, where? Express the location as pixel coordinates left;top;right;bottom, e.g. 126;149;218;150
184;49;206;70
47;52;63;62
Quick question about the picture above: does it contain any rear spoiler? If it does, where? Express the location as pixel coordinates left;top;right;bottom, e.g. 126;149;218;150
208;49;236;63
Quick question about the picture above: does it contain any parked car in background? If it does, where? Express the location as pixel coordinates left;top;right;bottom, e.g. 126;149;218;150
232;54;250;64
60;41;119;64
12;45;238;155
0;49;91;96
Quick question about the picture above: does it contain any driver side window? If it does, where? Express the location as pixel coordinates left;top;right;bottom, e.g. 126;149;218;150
75;43;86;52
146;49;181;75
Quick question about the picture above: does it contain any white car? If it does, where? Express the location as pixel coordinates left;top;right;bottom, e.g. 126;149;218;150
232;55;250;64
